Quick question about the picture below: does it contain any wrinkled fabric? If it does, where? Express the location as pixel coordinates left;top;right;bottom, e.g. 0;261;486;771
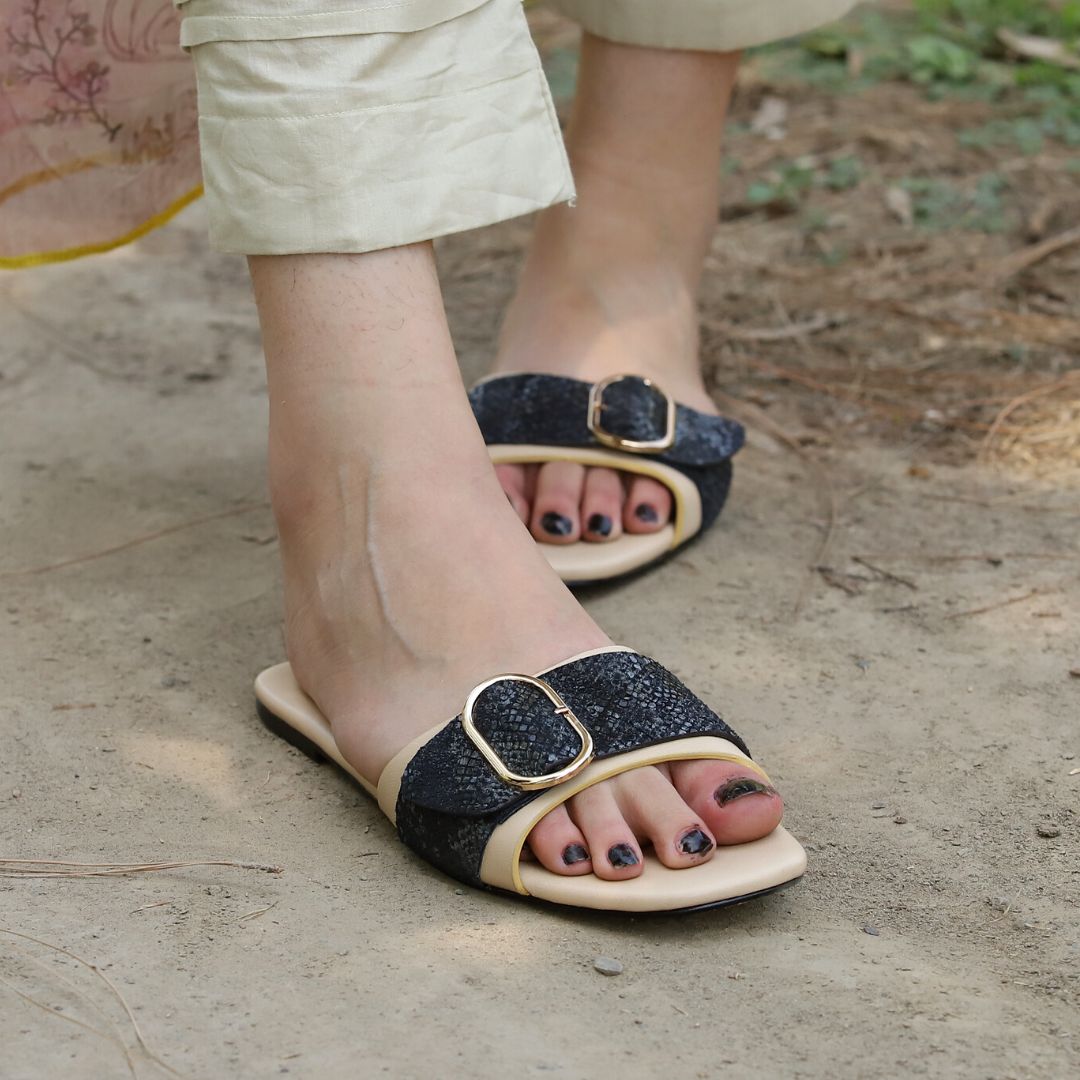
1;0;859;265
551;0;858;51
185;0;573;253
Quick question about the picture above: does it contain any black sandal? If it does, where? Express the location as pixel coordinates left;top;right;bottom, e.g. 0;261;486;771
256;645;805;913
468;373;744;583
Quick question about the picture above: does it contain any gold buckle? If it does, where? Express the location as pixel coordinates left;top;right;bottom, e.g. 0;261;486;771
461;675;595;792
587;374;676;454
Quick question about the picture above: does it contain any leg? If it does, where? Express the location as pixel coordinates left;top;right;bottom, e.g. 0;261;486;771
493;34;739;544
253;241;782;879
183;0;783;884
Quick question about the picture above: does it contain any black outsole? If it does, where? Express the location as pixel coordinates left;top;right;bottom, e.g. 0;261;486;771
256;699;802;915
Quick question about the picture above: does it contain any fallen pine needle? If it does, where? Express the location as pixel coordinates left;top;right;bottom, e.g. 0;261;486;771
238;902;277;923
129;901;173;915
0;502;268;580
0;973;138;1078
990;223;1080;282
944;588;1052;620
1;928;184;1078
0;858;283;879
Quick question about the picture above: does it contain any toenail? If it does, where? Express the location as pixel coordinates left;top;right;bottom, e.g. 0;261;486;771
679;828;714;856
541;512;573;536
715;777;777;806
608;843;639;868
562;843;589;866
587;513;612;537
634;504;659;524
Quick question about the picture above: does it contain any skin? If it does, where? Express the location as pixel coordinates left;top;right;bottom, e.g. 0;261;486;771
252;36;782;883
492;32;737;546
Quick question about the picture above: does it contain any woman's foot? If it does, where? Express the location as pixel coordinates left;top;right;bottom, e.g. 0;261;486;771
490;264;718;547
253;245;782;882
488;34;739;546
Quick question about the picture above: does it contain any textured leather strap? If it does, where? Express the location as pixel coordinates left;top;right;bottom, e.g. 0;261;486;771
469;373;744;466
468;373;743;532
394;651;749;888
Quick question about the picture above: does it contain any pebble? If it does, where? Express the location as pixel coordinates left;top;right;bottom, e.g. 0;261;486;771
893;815;908;825
871;801;886;810
11;789;21;799
862;925;880;937
1036;823;1061;839
593;957;623;976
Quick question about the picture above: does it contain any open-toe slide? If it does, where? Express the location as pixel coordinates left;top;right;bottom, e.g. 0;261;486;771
255;646;805;914
468;373;745;585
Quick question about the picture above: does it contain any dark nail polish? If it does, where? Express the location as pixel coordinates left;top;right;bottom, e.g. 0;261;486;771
715;777;777;806
562;843;589;866
587;513;612;537
634;504;659;524
679;828;714;856
608;843;639;868
541;511;573;537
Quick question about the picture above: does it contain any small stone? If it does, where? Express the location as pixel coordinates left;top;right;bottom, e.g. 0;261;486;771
862;925;880;937
453;889;464;895
593;956;623;976
1036;823;1061;839
893;815;908;825
11;789;21;799
871;801;886;810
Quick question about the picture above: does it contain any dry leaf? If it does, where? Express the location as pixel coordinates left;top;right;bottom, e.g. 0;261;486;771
885;185;914;227
998;28;1080;70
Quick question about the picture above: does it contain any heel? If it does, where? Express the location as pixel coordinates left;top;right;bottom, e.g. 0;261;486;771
256;700;328;764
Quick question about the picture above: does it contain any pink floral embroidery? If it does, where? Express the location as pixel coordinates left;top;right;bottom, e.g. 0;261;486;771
1;0;199;264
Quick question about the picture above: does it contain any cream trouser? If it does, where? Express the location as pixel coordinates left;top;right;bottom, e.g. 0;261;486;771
177;0;857;254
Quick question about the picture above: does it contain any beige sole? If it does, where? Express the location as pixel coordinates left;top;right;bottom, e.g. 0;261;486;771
254;662;807;913
487;444;703;584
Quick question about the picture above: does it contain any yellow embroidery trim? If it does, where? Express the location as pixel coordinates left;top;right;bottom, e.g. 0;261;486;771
0;185;204;271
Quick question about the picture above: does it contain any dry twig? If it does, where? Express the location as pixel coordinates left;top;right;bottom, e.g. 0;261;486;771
0;858;283;879
944;589;1054;621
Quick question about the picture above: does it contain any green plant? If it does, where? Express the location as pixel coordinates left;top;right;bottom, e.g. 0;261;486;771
747;159;817;209
899;172;1010;233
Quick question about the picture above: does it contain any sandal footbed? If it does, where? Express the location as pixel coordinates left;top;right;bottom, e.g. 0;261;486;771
254;659;806;913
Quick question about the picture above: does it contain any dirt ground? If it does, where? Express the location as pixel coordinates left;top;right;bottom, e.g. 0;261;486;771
2;4;1079;1078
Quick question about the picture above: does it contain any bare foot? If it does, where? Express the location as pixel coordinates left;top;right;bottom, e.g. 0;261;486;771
488;33;737;550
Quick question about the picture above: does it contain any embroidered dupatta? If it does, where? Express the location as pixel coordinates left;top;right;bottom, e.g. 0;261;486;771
0;0;200;268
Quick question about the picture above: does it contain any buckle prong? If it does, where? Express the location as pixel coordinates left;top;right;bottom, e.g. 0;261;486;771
587;374;676;454
462;675;595;792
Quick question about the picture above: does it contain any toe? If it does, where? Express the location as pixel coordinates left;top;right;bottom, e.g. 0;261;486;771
530;461;586;544
623;476;672;533
612;766;716;869
527;804;593;876
581;467;624;543
566;782;644;880
495;463;531;525
669;760;784;846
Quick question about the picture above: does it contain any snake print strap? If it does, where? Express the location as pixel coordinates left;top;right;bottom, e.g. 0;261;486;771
394;650;749;889
468;373;744;467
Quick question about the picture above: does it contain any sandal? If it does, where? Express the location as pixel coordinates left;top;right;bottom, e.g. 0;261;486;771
255;645;805;913
468;373;745;584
